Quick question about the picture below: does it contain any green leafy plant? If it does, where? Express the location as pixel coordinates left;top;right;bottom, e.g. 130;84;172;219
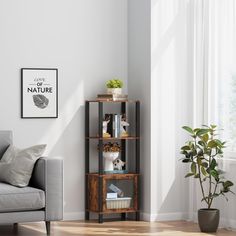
181;125;234;209
106;79;123;88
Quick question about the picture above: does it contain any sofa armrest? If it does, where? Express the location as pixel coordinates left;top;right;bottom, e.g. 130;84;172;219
31;157;63;221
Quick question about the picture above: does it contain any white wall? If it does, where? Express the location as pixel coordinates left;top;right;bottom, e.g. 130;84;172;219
150;0;191;220
128;0;151;217
0;0;127;219
128;0;192;221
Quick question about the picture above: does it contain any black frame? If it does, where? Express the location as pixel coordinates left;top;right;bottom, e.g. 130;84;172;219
21;68;58;119
85;100;140;223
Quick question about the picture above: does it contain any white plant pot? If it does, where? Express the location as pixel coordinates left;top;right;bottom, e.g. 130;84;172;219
107;88;122;95
103;152;119;171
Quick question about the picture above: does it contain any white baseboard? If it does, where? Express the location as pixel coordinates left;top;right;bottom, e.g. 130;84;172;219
63;212;84;221
63;210;236;230
220;218;236;231
63;211;188;222
141;212;188;222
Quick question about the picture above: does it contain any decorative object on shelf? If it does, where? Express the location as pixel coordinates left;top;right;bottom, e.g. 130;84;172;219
113;158;125;171
106;79;123;95
21;68;58;118
108;184;124;197
105;113;129;138
180;125;234;233
102;142;121;172
106;192;118;199
97;93;128;101
103;114;111;138
120;114;129;137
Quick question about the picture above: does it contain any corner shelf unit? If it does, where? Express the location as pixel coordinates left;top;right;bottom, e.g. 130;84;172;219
85;100;140;223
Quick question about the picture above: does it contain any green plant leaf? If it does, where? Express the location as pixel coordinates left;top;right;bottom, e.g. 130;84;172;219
196;129;209;136
208;140;217;148
202;133;209;143
180;150;188;155
201;166;208;176
191;162;197;174
182;126;194;134
185;173;195;178
198;141;205;147
215;139;223;147
223;181;234;188
210;158;217;170
181;145;191;151
182;159;191;163
194;173;200;178
197;150;204;157
210;169;219;179
201;162;208;168
196;157;202;165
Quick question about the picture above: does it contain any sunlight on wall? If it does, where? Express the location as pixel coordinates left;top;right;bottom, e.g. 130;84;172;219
151;0;187;212
39;80;84;156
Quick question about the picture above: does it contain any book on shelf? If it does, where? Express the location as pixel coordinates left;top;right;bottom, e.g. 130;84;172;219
97;94;128;101
106;114;121;138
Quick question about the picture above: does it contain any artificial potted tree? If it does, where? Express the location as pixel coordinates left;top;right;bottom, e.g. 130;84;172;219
106;79;123;95
180;125;234;232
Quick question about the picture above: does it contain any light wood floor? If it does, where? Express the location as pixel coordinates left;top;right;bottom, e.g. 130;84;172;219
0;220;235;236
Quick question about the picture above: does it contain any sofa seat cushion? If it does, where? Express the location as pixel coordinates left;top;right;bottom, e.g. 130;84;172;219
0;182;45;213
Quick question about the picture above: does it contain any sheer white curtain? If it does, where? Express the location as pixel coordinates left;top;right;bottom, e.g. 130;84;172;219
194;0;236;158
191;0;236;225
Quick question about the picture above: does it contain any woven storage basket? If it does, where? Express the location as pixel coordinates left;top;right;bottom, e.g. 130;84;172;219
106;197;131;209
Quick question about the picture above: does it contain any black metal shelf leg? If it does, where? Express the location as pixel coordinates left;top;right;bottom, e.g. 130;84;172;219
85;101;90;220
98;102;104;223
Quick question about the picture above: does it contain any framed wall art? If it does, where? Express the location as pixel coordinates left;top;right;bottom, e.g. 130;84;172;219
21;68;58;118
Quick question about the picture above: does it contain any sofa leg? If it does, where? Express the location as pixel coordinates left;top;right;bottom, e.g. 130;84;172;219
13;223;18;233
45;221;50;235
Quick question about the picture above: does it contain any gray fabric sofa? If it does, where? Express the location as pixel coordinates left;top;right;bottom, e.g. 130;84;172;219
0;131;63;235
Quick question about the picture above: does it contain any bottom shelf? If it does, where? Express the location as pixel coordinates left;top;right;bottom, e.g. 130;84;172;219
87;173;139;214
86;209;139;214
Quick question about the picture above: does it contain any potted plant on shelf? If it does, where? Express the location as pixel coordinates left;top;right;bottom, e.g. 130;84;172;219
106;79;123;95
180;125;234;232
102;142;121;172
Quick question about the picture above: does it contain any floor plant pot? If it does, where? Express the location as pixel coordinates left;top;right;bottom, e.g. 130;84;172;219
198;209;220;232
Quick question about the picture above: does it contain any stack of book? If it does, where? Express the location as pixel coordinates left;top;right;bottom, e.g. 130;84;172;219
97;94;128;101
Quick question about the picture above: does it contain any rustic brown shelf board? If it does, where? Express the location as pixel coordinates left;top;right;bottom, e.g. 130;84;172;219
86;100;139;103
86;173;140;177
86;136;140;140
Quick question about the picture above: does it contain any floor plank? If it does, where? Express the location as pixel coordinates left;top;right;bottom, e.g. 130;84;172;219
0;220;235;236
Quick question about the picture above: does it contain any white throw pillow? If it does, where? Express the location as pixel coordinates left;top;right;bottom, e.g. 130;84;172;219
0;144;46;187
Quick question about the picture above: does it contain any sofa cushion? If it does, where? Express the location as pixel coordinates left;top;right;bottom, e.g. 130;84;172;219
0;182;45;213
0;131;12;159
0;144;46;187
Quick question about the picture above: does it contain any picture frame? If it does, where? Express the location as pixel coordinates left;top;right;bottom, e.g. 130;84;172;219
21;68;58;118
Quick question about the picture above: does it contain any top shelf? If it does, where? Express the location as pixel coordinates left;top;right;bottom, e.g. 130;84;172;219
86;100;139;103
